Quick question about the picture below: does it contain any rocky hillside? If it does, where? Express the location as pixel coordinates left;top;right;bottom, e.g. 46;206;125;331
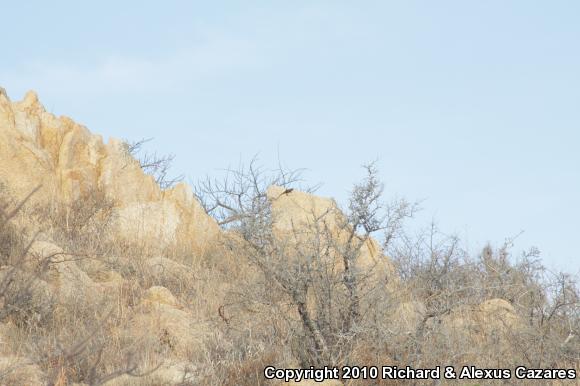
0;89;577;385
0;87;218;255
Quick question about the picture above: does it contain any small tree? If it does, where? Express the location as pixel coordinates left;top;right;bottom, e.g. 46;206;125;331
195;160;415;367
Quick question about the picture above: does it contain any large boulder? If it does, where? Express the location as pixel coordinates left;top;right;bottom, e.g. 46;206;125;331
266;185;396;282
145;257;195;293
432;298;523;366
440;298;521;338
122;286;209;360
0;266;54;325
391;300;427;335
29;241;102;306
103;361;196;385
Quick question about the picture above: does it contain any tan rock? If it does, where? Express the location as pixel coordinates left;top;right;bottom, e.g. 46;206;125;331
126;304;207;359
145;256;195;291
93;270;124;285
119;286;208;360
442;298;520;334
391;300;426;334
29;241;103;305
267;185;395;280
141;286;179;308
478;298;517;318
0;91;58;203
92;269;126;299
28;240;66;261
0;266;54;324
103;361;196;385
0;89;220;255
267;185;340;231
434;297;523;365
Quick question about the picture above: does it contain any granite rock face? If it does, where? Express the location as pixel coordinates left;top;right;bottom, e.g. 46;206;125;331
0;89;219;255
267;185;396;283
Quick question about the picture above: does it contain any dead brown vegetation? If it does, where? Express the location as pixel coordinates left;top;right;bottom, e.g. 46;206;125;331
0;159;578;385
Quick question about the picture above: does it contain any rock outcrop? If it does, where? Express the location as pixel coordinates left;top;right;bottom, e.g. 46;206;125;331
440;298;521;339
267;185;396;282
0;89;219;256
123;286;209;359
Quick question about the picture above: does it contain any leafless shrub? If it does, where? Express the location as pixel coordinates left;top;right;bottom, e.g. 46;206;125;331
196;158;577;379
124;137;184;189
193;156;310;228
389;223;579;372
195;160;415;368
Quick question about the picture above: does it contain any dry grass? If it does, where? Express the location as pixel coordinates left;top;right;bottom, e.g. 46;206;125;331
0;182;578;385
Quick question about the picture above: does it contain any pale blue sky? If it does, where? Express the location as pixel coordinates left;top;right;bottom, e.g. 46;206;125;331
2;1;579;272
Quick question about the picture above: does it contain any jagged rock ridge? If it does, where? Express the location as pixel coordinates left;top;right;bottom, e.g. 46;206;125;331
0;88;219;255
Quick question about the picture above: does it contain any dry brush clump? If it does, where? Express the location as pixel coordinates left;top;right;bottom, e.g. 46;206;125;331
194;159;579;384
0;188;172;385
7;188;245;384
194;161;417;371
0;155;578;385
32;186;117;257
385;223;579;379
